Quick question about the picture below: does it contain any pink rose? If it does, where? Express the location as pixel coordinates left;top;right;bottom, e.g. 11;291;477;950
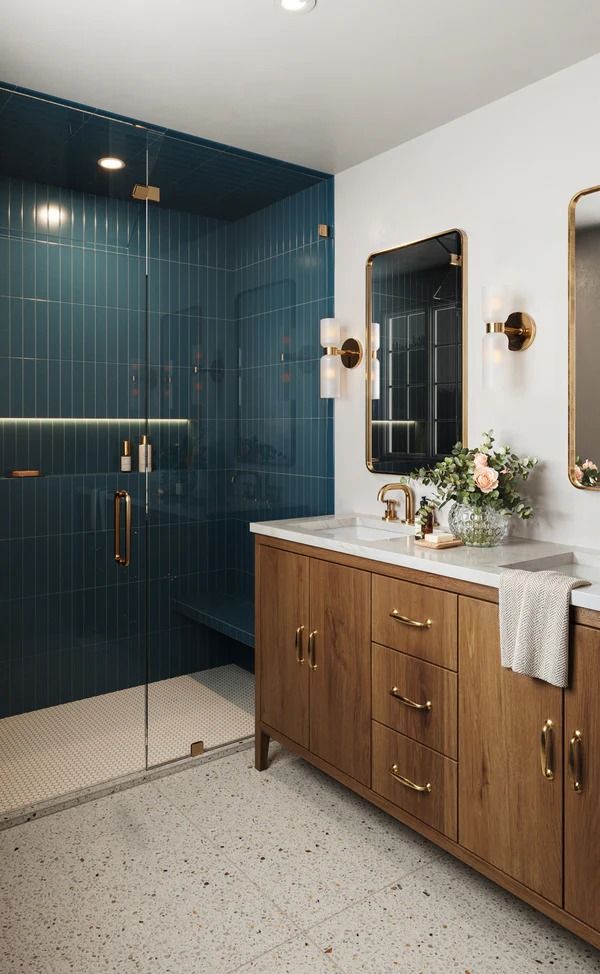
582;460;598;471
574;465;584;483
474;466;499;494
474;453;488;467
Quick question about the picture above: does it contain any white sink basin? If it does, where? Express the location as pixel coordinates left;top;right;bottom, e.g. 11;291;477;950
310;516;415;543
506;551;600;584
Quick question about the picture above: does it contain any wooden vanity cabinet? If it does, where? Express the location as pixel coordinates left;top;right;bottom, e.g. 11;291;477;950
564;624;600;931
458;597;563;905
255;535;600;951
256;542;371;786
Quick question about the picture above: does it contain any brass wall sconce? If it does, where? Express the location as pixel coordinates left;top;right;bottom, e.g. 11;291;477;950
319;318;363;398
482;286;536;390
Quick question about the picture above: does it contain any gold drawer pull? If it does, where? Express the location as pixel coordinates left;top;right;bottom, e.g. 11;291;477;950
308;630;318;670
569;730;584;793
389;687;432;711
390;764;431;793
389;609;431;629
540;718;555;780
295;626;305;664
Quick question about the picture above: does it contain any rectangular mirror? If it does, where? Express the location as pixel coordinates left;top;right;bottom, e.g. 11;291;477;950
366;230;467;474
569;186;600;489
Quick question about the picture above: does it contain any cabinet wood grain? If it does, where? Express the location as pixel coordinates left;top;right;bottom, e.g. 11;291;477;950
458;596;563;905
565;625;600;930
309;559;371;786
372;642;457;758
372;574;457;670
258;544;310;749
372;721;457;839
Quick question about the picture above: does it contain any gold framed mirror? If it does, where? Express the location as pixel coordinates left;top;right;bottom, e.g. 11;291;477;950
569;185;600;490
366;230;467;474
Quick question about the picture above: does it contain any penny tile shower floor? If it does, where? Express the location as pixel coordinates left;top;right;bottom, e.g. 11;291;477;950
1;745;599;974
0;665;254;816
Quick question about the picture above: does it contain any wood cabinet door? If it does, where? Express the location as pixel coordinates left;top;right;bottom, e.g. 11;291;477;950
308;559;371;785
565;625;600;930
258;544;310;748
458;597;563;905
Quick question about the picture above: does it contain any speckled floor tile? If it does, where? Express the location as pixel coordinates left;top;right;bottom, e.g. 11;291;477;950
309;856;600;974
156;746;442;926
232;934;344;973
0;783;297;974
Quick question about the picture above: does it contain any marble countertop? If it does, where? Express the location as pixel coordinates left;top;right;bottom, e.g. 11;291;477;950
249;513;600;613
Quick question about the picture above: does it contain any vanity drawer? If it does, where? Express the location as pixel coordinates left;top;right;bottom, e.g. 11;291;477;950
372;643;457;758
372;575;457;670
372;721;457;840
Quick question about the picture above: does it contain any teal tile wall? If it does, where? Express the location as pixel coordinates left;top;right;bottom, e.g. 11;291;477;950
0;173;334;717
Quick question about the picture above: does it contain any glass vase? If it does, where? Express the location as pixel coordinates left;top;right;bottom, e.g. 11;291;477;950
448;503;510;547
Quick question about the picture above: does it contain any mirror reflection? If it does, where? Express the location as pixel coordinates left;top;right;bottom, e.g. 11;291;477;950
366;230;466;474
570;187;600;489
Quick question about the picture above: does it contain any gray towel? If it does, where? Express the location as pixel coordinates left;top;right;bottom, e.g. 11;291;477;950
499;569;590;688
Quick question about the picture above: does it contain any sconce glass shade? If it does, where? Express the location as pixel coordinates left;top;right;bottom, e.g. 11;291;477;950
320;352;341;398
320;317;341;348
370;356;380;400
482;331;510;391
371;321;380;352
482;285;511;323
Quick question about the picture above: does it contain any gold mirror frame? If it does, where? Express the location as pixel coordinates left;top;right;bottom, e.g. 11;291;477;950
365;229;468;473
568;185;600;490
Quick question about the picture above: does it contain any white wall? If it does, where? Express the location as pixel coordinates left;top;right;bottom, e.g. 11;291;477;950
334;53;600;547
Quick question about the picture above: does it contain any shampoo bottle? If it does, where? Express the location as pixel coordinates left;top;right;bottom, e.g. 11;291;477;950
120;440;132;472
139;434;152;473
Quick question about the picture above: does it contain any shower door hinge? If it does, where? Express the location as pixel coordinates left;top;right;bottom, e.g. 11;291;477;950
132;184;161;203
190;741;205;757
318;224;331;238
449;253;462;266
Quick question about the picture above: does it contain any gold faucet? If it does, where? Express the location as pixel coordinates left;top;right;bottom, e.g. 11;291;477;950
376;483;415;525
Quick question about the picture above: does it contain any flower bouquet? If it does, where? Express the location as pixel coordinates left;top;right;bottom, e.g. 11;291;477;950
411;431;538;546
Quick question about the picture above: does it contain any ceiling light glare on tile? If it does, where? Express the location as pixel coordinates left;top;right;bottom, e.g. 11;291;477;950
97;156;126;171
278;0;317;13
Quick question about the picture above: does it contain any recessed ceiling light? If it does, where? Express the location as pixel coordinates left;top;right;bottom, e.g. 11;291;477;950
97;156;126;171
278;0;317;13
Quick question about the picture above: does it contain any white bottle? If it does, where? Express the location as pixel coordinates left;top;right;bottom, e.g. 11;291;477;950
139;434;152;472
120;440;132;472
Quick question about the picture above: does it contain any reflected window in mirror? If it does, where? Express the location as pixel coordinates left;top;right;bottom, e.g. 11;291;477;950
570;186;600;489
366;230;467;474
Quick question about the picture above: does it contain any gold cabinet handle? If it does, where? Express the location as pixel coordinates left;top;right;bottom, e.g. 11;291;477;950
390;764;431;793
569;730;584;793
114;489;131;567
540;718;555;780
389;609;431;629
307;630;318;670
389;687;432;711
295;626;305;664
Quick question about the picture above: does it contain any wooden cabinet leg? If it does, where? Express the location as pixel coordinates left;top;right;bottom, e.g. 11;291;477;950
255;729;270;771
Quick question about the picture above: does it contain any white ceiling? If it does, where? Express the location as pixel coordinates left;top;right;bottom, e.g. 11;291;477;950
3;0;600;174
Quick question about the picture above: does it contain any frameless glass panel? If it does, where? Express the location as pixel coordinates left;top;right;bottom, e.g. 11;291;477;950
0;89;149;814
145;132;334;764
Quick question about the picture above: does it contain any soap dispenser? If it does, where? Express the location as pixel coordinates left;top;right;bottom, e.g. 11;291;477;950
139;434;152;473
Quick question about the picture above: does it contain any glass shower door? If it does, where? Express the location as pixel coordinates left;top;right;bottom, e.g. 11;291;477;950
0;90;150;814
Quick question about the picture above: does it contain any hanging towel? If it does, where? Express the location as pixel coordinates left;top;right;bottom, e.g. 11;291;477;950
499;569;590;688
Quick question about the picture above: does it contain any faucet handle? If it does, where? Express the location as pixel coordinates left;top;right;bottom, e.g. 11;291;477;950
382;499;399;522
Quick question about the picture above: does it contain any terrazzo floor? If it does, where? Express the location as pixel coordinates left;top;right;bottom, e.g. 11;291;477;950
0;665;254;816
2;744;600;973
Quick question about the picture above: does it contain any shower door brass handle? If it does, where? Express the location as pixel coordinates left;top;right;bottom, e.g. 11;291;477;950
307;630;318;670
568;730;584;793
295;626;305;664
114;489;131;567
540;719;555;780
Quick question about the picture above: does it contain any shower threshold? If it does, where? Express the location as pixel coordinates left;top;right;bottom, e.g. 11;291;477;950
0;664;254;826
